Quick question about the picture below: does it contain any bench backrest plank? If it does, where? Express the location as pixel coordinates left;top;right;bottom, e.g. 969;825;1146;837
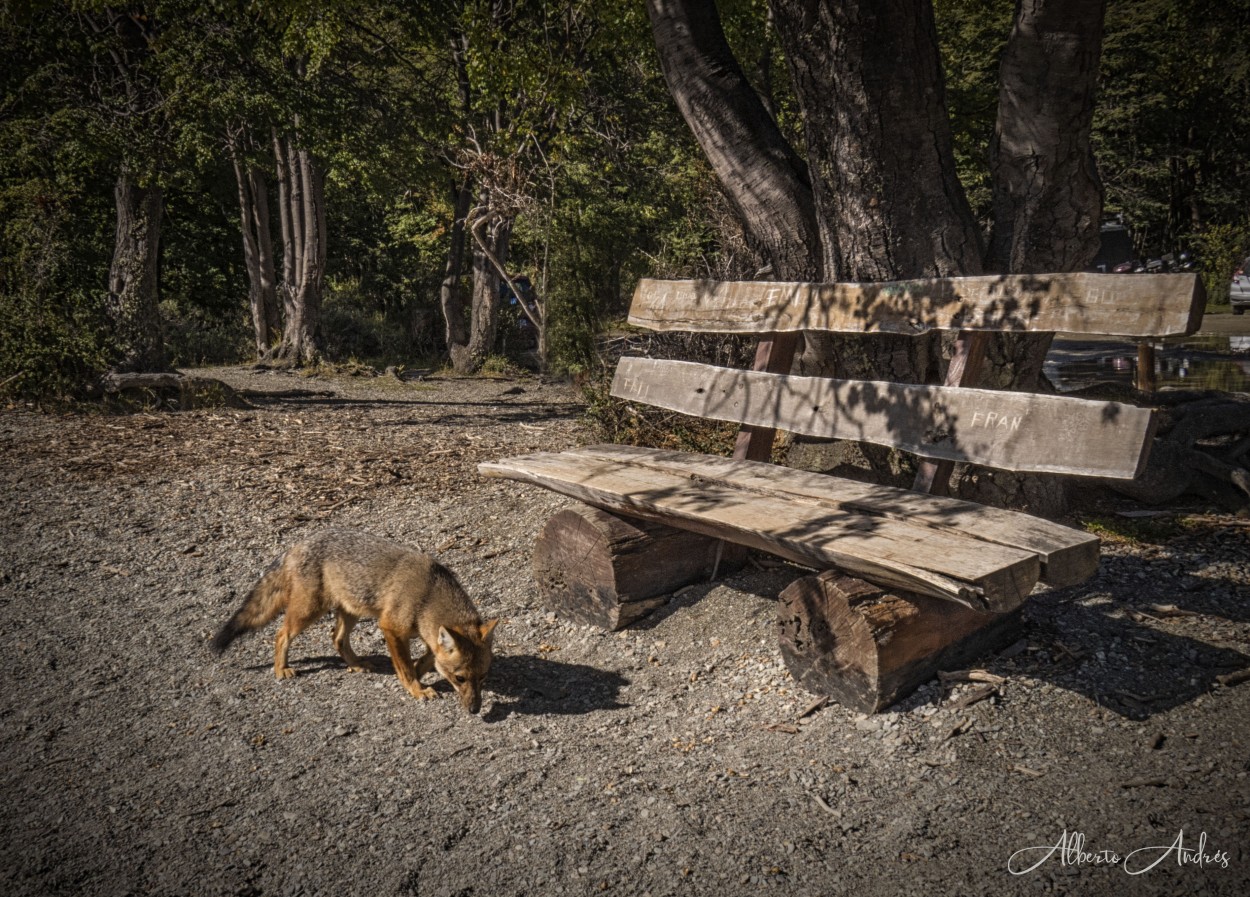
631;273;1205;337
611;357;1155;479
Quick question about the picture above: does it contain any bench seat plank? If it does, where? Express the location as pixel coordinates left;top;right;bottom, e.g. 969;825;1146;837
571;445;1099;586
630;273;1204;337
481;448;1052;612
611;357;1155;479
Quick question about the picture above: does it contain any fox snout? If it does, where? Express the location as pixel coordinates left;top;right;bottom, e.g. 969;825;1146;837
435;620;498;715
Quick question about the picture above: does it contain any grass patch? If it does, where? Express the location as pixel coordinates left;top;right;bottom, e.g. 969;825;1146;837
1080;513;1202;545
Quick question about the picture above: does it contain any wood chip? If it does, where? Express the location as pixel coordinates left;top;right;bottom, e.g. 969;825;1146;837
764;723;801;735
1012;764;1045;778
797;697;828;719
1120;777;1168;788
946;683;998;710
1145;603;1200;618
1216;668;1250;688
938;669;1006;686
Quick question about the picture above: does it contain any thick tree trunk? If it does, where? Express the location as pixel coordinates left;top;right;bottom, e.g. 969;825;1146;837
980;0;1107;393
771;0;982;282
769;0;984;386
106;165;167;373
229;141;280;357
987;0;1105;275
646;0;820;281
778;571;1022;712
455;213;512;373
270;134;325;366
441;180;473;366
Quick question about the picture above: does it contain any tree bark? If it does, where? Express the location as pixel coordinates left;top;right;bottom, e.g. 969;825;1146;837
533;506;736;629
769;0;984;387
249;166;280;350
979;0;1108;393
229;138;280;357
646;0;820;281
270;134;325;366
770;0;983;282
456;212;512;373
272;129;296;291
778;571;1022;712
987;0;1106;276
106;164;167;373
441;179;473;364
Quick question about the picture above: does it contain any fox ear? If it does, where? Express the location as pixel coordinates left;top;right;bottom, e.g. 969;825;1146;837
437;626;456;653
479;618;500;642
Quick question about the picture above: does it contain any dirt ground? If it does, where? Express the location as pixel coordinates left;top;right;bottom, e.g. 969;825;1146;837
2;365;1248;897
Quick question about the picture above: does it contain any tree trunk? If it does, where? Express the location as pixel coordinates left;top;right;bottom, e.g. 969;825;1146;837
272;129;296;292
229;139;280;357
249;166;280;350
987;0;1106;276
982;0;1108;391
769;0;984;386
646;0;820;281
106;164;167;373
456;212;512;373
441;179;473;366
771;0;982;282
270;134;325;366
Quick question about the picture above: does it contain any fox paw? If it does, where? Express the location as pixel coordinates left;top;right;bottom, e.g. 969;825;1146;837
408;685;438;701
275;667;297;680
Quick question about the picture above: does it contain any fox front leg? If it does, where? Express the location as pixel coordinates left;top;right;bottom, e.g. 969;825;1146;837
381;628;437;700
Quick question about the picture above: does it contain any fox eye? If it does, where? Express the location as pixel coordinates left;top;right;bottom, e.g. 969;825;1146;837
454;674;467;684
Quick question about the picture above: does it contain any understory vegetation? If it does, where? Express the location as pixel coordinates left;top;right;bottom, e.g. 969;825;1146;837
2;0;1247;401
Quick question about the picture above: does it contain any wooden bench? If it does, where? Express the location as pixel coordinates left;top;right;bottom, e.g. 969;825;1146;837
481;272;1205;711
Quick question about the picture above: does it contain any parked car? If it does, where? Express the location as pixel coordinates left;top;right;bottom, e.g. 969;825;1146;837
1232;256;1250;316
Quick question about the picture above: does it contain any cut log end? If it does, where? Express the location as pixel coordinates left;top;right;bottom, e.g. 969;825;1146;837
778;571;1023;714
532;505;741;630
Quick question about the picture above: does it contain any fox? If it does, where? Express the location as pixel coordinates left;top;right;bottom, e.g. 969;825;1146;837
212;529;499;714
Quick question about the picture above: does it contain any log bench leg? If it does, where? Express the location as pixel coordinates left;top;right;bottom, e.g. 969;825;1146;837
778;571;1023;714
533;505;743;630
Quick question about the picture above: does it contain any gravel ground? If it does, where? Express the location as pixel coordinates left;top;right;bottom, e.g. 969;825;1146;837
2;365;1248;897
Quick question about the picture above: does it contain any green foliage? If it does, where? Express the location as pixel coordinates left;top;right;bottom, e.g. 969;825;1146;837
1096;0;1250;251
9;0;1246;403
581;368;737;456
1193;222;1250;306
934;0;1013;224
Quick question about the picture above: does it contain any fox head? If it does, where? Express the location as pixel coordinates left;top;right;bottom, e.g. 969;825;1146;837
433;619;499;714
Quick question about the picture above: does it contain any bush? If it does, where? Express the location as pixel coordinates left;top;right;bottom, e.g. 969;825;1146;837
1193;222;1250;307
0;288;110;402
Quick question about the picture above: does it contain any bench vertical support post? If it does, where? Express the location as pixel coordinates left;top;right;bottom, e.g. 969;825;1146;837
911;330;990;496
733;332;801;461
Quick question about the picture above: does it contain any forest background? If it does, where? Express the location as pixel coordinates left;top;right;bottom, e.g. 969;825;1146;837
3;0;1249;400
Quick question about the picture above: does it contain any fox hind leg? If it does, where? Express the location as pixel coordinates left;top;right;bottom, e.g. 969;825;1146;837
332;611;375;673
273;608;320;680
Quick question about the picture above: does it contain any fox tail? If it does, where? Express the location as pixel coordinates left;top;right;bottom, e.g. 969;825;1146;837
212;557;287;654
